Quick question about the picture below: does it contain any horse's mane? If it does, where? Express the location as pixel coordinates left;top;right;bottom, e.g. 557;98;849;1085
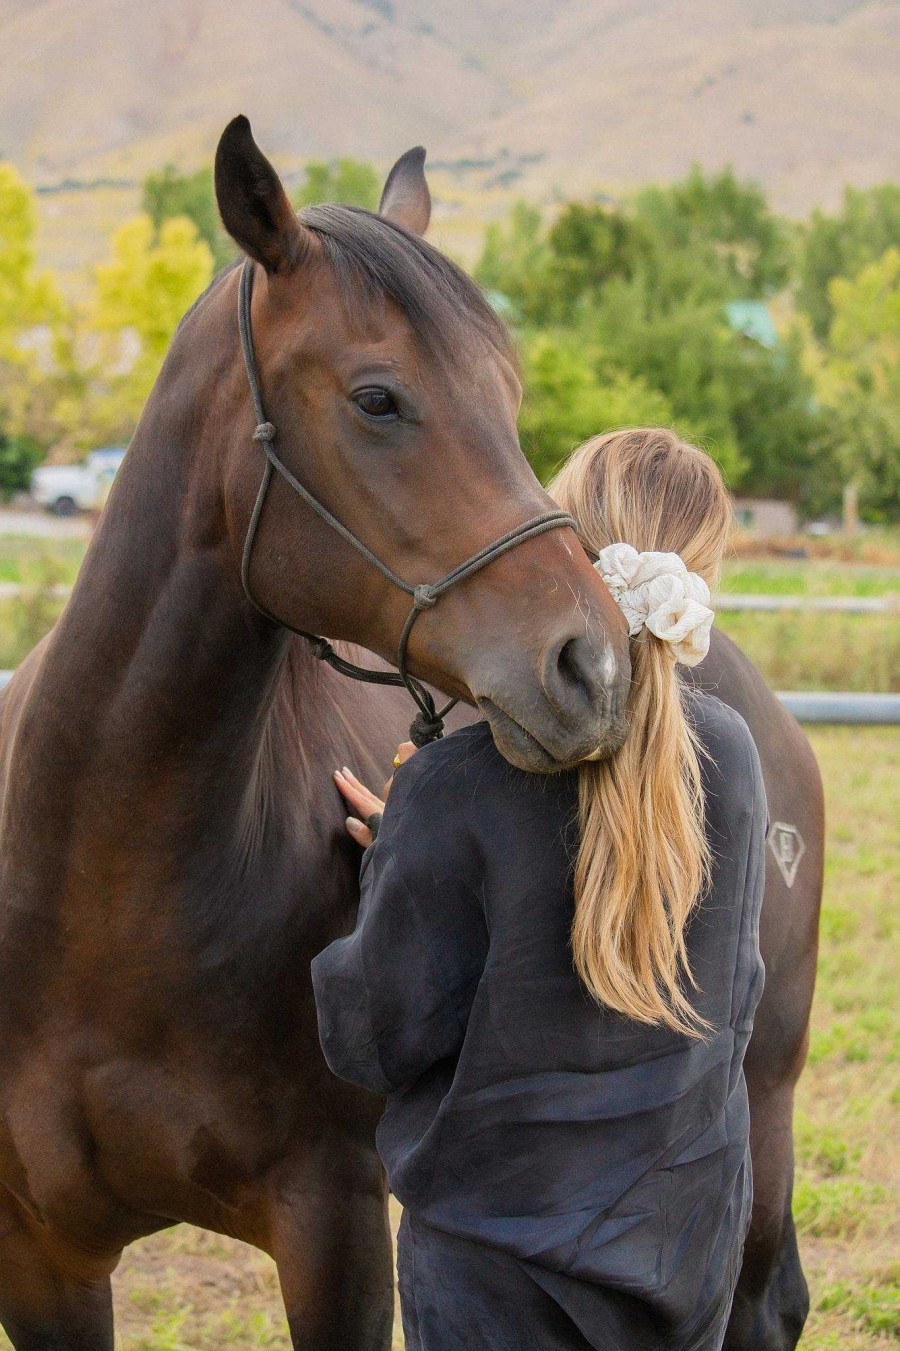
180;206;514;366
300;203;514;364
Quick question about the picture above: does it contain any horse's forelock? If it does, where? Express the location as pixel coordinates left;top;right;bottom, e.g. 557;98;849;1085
299;203;514;366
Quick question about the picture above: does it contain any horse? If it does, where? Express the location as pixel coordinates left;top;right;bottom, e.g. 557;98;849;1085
0;116;631;1351
0;119;821;1351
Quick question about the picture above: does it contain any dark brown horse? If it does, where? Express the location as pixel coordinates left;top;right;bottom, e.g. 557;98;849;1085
0;118;631;1351
0;119;821;1351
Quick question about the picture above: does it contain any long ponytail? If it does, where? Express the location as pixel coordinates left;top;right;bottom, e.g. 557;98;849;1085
550;429;733;1036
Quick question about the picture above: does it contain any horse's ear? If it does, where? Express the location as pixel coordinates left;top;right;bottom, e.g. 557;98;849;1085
379;147;431;235
215;116;307;274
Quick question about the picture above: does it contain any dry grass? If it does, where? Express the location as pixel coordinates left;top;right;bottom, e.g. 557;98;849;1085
2;601;894;691
731;529;900;569
715;612;899;693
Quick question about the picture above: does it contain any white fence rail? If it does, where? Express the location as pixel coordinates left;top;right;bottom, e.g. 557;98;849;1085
713;593;895;614
775;693;900;724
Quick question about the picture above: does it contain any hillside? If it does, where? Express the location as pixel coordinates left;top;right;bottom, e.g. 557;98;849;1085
2;0;898;255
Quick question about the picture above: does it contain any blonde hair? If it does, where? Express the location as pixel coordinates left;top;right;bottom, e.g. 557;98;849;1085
549;429;732;1036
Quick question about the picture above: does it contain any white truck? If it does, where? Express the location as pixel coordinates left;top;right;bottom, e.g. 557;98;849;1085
31;447;126;516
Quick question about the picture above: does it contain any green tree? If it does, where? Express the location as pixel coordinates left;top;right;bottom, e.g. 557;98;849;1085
293;158;380;211
582;271;836;498
581;279;746;481
542;205;649;320
797;185;900;339
143;164;234;270
0;164;61;360
476;176;886;509
813;248;900;520
89;214;214;441
476;167;789;329
476;201;646;325
0;431;42;499
634;164;791;298
0;163;67;453
475;202;553;323
518;332;677;481
728;328;828;504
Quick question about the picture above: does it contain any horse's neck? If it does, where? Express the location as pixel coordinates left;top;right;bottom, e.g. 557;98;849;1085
22;348;300;846
9;306;406;908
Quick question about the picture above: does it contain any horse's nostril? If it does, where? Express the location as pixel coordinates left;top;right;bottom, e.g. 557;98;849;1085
557;638;585;691
545;633;611;720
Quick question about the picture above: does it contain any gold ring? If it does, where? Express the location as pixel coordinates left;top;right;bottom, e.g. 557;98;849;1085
392;753;403;769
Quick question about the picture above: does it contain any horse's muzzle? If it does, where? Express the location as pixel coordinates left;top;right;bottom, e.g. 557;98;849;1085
476;629;631;773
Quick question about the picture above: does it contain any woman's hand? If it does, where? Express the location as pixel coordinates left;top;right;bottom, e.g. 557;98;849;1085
334;742;417;847
334;768;384;848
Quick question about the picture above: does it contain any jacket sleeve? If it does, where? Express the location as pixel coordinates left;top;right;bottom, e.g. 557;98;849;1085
311;751;488;1095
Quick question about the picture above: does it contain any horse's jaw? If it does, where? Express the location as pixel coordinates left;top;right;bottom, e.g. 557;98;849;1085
476;695;629;774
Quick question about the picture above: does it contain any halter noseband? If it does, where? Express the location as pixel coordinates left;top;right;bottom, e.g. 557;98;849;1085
237;259;577;746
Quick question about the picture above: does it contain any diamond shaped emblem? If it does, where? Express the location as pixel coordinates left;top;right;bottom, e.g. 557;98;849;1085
768;822;806;888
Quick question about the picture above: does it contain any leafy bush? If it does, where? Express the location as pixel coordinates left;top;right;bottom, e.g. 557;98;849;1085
0;432;42;501
797;184;900;339
293;158;380;211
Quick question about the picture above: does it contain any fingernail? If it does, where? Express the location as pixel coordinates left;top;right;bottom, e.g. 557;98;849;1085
346;816;363;832
334;768;344;779
342;766;353;778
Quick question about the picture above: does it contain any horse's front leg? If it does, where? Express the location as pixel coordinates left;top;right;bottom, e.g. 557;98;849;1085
724;1074;809;1351
267;1138;394;1351
0;1189;116;1351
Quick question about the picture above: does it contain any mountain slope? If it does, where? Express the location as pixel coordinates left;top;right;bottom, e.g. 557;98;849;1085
1;0;898;213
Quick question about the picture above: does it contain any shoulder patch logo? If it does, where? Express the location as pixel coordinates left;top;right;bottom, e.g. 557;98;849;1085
768;822;806;888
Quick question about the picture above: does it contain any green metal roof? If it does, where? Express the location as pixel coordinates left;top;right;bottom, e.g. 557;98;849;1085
725;300;779;348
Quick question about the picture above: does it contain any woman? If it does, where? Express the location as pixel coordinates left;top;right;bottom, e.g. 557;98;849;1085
311;429;767;1351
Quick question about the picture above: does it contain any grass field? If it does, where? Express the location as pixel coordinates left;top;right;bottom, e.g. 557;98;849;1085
0;725;895;1349
720;559;900;599
714;612;899;693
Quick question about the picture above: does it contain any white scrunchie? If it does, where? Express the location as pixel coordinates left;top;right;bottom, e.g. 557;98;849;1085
594;543;714;667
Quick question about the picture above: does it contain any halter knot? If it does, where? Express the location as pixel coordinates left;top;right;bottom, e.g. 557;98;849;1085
253;421;276;443
413;584;439;611
409;708;445;747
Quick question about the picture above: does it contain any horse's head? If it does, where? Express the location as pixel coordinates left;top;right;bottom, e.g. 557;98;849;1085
213;117;630;772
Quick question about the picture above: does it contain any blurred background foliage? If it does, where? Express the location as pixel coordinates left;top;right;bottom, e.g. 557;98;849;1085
292;157;380;211
0;157;897;521
476;171;899;520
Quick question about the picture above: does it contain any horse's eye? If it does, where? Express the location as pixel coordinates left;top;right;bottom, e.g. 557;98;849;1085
354;388;399;420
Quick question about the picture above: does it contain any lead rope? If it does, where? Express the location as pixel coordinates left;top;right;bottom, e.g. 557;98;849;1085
237;259;577;746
